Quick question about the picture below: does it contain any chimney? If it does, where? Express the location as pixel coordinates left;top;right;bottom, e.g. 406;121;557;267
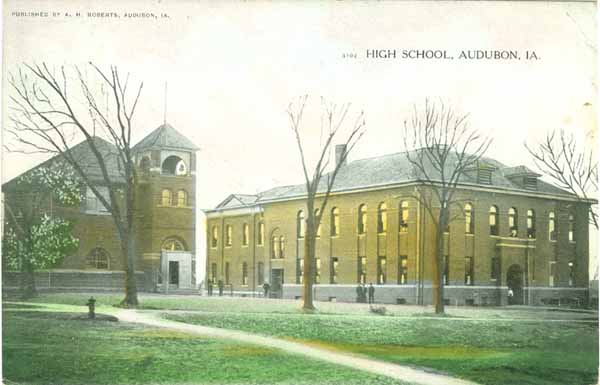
335;144;347;168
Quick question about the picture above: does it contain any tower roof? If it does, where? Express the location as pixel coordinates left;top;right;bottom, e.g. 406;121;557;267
133;123;199;152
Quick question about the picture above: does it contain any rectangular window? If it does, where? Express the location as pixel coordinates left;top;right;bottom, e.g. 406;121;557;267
225;262;230;285
211;263;217;281
568;261;575;287
549;261;557;287
257;262;264;285
225;225;232;246
398;256;408;284
358;256;367;284
377;256;387;284
491;256;500;281
242;224;249;246
315;258;321;284
442;255;449;285
331;257;339;284
257;223;264;246
242;262;248;285
297;258;304;284
568;215;575;243
85;186;110;214
464;257;474;285
211;226;218;248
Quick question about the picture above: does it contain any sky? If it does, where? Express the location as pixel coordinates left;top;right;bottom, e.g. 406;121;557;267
2;0;597;280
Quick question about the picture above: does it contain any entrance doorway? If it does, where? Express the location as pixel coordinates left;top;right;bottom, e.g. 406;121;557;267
506;264;523;305
270;269;284;298
169;261;180;286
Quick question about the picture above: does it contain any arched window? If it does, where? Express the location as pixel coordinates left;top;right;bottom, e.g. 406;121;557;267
527;209;536;238
176;190;187;207
257;222;265;246
315;209;322;237
161;155;187;175
87;247;109;269
377;202;387;233
568;214;575;242
508;207;518;237
465;203;474;234
279;236;285;258
271;236;279;259
225;225;232;246
297;210;305;238
399;201;409;232
162;237;186;251
548;211;556;241
358;204;367;234
161;189;172;206
489;206;499;235
242;223;249;246
211;226;218;248
330;207;340;236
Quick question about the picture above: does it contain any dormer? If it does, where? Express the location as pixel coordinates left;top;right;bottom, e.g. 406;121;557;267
465;161;497;185
502;166;540;191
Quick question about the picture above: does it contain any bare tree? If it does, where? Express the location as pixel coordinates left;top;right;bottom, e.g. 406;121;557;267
525;129;598;229
6;62;143;307
287;95;366;311
403;99;492;314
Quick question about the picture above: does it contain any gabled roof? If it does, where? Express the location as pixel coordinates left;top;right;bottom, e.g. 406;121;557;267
3;136;125;190
211;149;577;210
133;123;199;152
216;194;259;209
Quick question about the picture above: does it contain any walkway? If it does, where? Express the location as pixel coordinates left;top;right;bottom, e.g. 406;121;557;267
118;309;480;385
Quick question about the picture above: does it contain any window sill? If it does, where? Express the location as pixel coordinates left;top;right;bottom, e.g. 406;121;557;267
157;204;192;209
465;233;474;237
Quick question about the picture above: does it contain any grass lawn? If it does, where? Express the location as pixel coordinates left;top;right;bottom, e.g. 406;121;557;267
2;305;411;385
9;293;599;385
163;308;599;385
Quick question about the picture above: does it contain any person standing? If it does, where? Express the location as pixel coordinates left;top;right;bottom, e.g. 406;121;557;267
207;279;213;296
356;284;362;303
361;283;367;303
218;279;224;296
263;282;271;298
368;283;375;304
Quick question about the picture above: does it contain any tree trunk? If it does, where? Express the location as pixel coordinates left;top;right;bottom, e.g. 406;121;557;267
120;231;139;307
433;209;447;314
20;256;37;300
302;219;316;311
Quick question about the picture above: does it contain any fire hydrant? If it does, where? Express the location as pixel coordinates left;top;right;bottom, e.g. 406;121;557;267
86;297;96;319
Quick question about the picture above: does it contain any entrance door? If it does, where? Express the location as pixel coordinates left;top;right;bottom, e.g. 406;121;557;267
506;264;523;305
169;261;180;286
270;269;284;298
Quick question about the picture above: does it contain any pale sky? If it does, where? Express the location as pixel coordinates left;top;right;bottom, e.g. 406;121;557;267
2;0;597;279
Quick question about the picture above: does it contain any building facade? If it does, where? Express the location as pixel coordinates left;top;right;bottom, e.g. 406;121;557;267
2;123;198;292
205;147;592;306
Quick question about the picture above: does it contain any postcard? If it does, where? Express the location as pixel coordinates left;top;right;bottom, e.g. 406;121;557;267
2;1;598;385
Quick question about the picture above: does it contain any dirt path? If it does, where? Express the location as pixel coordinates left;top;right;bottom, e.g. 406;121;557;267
118;309;481;385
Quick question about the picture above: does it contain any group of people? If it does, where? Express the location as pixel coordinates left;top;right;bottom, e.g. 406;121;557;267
356;283;375;303
205;278;224;296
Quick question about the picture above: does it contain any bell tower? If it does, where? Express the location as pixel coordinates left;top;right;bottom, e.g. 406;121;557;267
133;123;199;292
